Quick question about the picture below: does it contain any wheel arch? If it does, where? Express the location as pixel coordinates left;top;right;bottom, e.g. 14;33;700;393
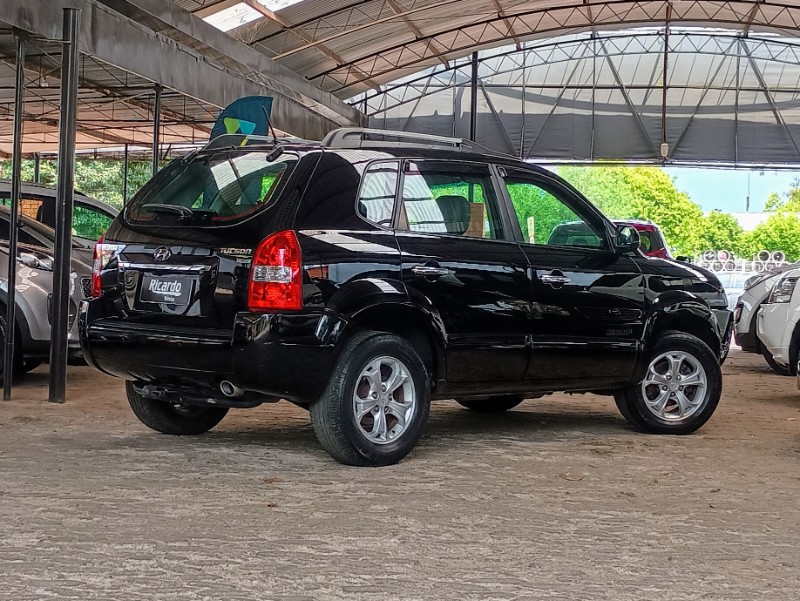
346;301;446;388
643;293;722;358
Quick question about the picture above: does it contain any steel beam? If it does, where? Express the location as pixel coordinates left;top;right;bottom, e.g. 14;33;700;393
49;8;80;404
152;84;161;176
2;0;363;140
741;38;800;160
3;31;26;400
470;52;478;142
600;40;659;158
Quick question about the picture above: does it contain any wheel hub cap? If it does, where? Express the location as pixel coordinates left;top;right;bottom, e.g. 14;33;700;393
641;350;708;421
353;356;416;445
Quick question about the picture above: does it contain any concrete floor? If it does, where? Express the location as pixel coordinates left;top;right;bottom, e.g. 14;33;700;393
1;350;799;600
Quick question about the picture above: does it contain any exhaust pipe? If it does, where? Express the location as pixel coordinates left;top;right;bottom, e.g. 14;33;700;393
220;380;245;398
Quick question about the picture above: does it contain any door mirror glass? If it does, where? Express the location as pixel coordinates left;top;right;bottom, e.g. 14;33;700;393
615;225;640;253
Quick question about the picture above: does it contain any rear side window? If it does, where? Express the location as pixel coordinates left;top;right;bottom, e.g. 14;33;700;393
126;150;297;227
357;161;399;227
398;161;504;240
74;205;113;241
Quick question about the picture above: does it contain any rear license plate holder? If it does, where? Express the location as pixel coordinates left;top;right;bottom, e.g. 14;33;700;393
139;274;194;306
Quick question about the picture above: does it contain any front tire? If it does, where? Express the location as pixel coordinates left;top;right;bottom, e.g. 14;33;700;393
126;382;228;435
310;331;431;466
456;395;525;412
615;331;721;434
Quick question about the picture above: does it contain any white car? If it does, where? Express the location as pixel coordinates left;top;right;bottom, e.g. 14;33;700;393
735;263;799;375
756;267;800;376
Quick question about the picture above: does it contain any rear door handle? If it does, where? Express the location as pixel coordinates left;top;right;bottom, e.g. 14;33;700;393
411;265;454;278
540;273;571;286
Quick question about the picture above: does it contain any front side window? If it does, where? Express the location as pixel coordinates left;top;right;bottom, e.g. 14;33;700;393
357;161;399;226
398;161;504;240
504;174;606;250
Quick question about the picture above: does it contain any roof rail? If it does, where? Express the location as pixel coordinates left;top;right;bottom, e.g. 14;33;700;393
322;127;511;157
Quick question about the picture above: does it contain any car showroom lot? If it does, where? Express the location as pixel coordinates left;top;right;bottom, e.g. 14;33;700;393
1;351;798;600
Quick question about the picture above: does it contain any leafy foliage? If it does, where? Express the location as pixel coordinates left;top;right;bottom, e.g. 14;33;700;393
558;165;705;255
0;158;154;210
739;213;800;261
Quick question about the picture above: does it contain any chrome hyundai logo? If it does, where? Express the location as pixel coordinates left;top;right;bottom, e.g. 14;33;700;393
153;247;172;262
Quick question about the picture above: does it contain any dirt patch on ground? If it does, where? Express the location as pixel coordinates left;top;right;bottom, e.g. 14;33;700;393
1;351;799;600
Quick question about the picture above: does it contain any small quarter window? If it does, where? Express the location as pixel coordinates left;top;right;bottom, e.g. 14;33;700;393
357;161;399;227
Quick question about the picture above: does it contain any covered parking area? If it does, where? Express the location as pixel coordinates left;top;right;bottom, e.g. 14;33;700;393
2;1;800;599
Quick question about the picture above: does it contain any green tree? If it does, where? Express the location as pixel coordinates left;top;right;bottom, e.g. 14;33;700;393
558;165;706;256
697;210;745;256
1;158;156;210
739;213;800;261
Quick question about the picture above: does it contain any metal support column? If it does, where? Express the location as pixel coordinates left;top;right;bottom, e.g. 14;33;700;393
48;8;80;404
469;52;478;142
122;143;129;204
152;84;162;176
4;31;26;400
33;153;41;183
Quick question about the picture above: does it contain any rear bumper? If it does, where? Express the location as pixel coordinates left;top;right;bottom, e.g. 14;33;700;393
79;299;347;403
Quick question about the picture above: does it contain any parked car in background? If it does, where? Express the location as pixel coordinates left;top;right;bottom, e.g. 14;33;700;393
549;219;672;258
716;270;755;311
0;181;118;247
612;219;672;259
735;263;799;375
81;129;732;466
0;241;91;379
756;267;800;377
0;205;96;266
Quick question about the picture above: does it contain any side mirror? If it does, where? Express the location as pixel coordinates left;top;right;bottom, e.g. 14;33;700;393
614;225;640;254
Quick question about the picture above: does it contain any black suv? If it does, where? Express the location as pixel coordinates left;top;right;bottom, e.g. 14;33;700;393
80;129;732;466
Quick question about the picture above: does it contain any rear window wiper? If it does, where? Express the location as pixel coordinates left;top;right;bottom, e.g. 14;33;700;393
141;204;194;220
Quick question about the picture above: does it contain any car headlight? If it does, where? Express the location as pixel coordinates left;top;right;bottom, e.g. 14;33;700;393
18;250;54;272
768;275;799;303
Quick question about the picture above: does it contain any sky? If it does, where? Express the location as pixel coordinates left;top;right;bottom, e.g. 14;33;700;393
663;167;800;213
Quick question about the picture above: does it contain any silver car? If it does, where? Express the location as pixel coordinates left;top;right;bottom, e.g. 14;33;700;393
0;242;91;376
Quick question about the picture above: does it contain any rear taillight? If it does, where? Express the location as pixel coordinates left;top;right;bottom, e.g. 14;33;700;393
248;230;303;311
91;235;123;297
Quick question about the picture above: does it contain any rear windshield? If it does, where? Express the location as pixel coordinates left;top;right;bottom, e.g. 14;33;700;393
125;149;297;227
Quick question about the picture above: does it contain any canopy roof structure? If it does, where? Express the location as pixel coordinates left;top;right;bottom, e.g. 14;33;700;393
199;0;800;98
363;28;800;165
0;0;362;156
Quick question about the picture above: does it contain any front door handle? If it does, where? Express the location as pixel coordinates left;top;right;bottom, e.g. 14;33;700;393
540;272;571;286
411;265;454;278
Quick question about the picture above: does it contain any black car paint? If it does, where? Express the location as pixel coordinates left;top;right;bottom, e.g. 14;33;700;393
80;144;732;406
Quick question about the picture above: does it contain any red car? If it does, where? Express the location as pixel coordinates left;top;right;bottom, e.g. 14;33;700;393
613;220;672;259
548;219;672;259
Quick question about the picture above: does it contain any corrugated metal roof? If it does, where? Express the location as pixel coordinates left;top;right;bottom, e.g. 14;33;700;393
192;0;800;98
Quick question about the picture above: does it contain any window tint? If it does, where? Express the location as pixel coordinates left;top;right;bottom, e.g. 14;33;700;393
127;150;297;227
638;231;653;252
74;206;113;241
504;176;605;249
357;161;399;226
399;161;503;239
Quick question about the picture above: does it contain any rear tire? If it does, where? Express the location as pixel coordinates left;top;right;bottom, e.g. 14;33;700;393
760;341;793;376
310;331;430;466
615;331;721;434
456;395;524;412
126;382;228;435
